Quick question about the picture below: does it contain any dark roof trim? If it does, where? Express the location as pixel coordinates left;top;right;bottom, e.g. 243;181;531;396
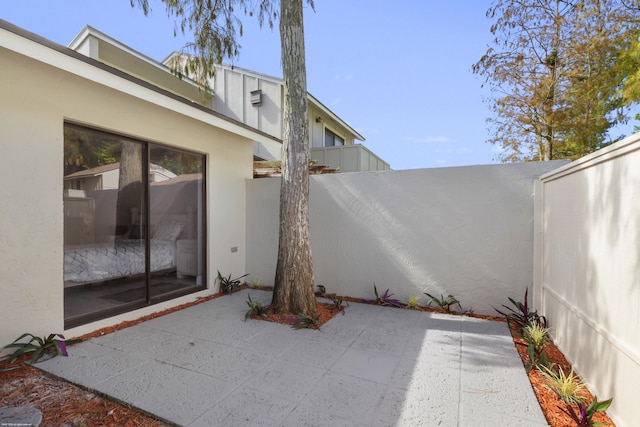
0;18;281;144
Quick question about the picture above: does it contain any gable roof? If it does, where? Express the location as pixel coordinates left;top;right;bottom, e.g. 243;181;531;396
203;62;366;142
0;19;279;147
67;25;365;144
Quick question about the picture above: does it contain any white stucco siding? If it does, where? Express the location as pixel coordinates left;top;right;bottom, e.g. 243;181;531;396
1;63;65;347
0;40;253;345
246;161;565;315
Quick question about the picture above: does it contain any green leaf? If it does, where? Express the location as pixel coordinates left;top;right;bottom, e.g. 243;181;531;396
587;396;613;415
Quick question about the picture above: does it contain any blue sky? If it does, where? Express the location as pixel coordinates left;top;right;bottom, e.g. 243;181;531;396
5;1;630;170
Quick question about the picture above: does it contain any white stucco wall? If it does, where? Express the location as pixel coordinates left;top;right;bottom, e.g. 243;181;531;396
535;135;640;427
246;161;564;315
0;32;252;346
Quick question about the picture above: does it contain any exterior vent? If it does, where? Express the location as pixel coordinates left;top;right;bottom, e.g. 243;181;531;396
250;89;262;106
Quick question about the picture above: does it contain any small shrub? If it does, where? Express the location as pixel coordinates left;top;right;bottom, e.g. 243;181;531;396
538;364;612;426
424;292;461;313
406;295;421;309
522;322;550;370
538;365;586;404
372;284;405;308
217;270;249;294
1;333;82;364
494;287;547;329
326;294;349;315
245;295;269;321
292;313;321;329
249;279;263;289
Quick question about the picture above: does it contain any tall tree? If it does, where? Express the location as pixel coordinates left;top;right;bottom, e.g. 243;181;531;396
132;0;317;315
116;141;143;232
474;0;640;162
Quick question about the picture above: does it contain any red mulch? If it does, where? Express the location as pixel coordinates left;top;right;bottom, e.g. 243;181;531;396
0;359;170;427
509;322;615;427
0;288;615;426
247;300;342;328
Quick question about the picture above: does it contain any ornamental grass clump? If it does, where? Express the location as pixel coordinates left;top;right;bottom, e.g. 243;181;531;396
406;295;421;309
522;322;551;370
538;364;613;427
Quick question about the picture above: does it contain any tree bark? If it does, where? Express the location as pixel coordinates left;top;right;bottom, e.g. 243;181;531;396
116;141;143;234
272;0;316;315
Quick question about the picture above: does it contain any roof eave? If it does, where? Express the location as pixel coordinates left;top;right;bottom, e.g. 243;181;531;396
307;92;365;142
0;19;280;147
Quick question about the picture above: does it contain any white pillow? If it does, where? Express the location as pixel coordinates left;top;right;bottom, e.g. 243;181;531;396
153;220;185;242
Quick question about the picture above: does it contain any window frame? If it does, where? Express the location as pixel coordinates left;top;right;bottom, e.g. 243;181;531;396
63;121;207;328
324;126;345;147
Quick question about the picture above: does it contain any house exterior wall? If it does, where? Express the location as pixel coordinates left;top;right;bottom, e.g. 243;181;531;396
246;161;564;315
534;135;640;427
212;66;283;139
0;35;252;346
210;65;368;162
308;104;355;148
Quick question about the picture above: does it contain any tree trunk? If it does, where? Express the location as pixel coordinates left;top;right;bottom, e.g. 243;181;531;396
116;141;143;234
272;0;316;315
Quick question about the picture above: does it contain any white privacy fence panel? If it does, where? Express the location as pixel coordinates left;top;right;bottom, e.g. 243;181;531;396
535;135;640;427
246;161;563;315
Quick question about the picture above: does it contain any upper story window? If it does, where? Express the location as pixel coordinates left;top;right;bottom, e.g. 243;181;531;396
324;128;344;147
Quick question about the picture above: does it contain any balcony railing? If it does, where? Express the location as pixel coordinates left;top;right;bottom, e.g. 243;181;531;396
310;144;390;173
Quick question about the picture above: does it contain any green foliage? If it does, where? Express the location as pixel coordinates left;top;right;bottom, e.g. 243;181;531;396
245;294;269;320
523;322;549;348
249;279;263;289
538;364;587;404
64;123;121;176
217;270;249;294
324;293;348;315
292;313;321;330
494;288;547;329
473;0;640;162
1;333;82;365
538;364;613;426
131;0;314;87
580;397;614;427
423;292;461;313
522;322;550;370
406;295;421;310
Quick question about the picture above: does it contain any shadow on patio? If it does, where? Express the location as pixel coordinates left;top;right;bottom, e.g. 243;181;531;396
36;289;547;426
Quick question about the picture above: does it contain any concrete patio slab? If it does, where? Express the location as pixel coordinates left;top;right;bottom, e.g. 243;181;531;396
36;289;548;426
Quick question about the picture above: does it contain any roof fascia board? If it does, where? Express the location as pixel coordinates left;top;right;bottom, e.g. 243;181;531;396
0;19;279;146
213;62;284;85
68;25;204;91
189;61;365;142
307;92;365;141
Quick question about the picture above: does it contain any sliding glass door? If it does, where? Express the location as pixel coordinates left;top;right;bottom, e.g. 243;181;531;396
63;123;206;327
